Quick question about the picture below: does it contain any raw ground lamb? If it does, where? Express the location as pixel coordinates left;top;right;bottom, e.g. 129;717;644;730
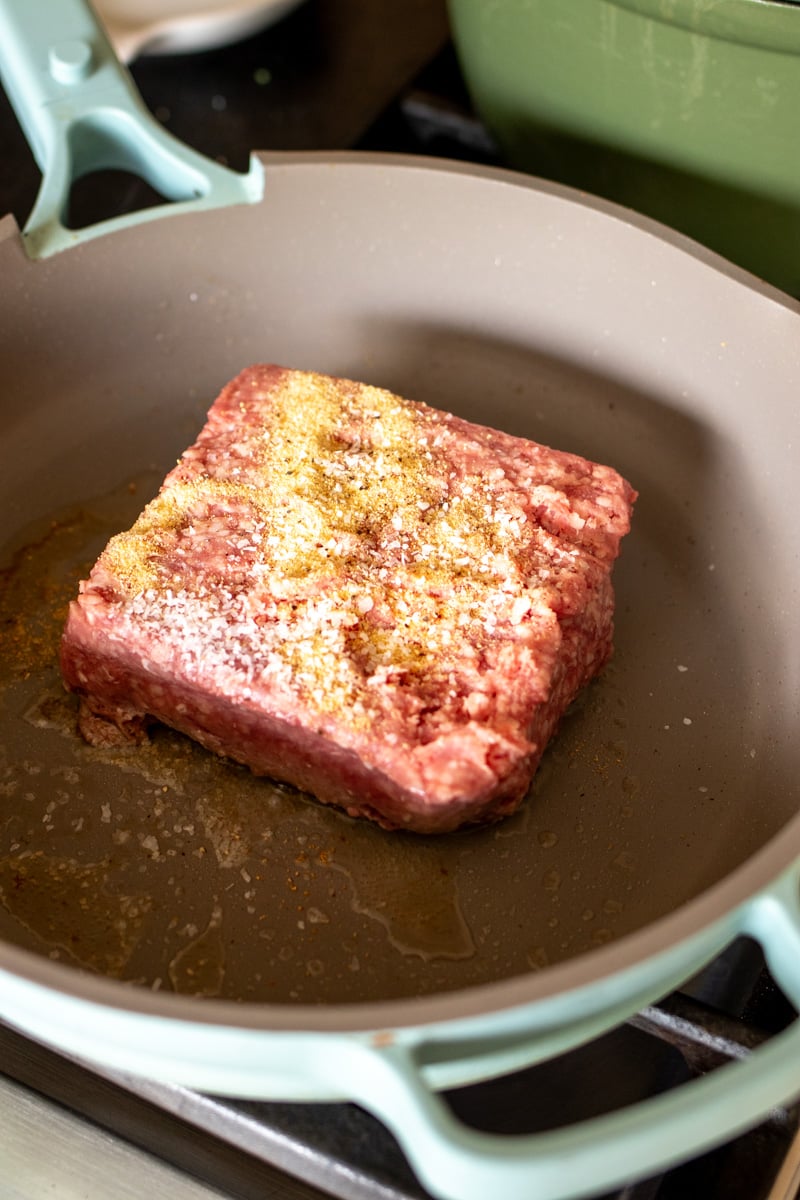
60;365;636;833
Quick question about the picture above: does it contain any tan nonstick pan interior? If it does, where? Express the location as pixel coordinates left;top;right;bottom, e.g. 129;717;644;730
2;155;799;1012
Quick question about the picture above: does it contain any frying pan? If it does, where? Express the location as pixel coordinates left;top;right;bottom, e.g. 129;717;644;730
1;2;800;1198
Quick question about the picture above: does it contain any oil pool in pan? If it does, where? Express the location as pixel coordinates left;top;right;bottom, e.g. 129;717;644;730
0;471;644;1005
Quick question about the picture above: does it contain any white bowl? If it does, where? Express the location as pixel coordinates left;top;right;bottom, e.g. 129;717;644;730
97;0;306;61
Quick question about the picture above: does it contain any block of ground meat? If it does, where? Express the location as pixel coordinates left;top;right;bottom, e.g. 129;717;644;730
60;365;636;834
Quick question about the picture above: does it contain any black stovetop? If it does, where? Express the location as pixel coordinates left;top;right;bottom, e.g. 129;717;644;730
1;3;799;1198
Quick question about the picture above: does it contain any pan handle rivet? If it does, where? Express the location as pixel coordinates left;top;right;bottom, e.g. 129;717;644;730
49;40;94;86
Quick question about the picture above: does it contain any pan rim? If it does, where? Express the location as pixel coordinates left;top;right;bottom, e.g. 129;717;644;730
5;148;800;320
258;149;800;315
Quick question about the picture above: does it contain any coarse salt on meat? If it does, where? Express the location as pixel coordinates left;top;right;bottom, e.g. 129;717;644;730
60;365;636;834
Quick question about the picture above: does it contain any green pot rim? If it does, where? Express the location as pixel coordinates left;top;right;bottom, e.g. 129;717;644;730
609;0;800;53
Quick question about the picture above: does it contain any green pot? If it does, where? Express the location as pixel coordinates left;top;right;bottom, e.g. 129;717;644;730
448;0;800;295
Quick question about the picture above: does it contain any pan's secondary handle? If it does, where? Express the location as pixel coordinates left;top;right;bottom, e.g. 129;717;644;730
0;0;264;258
349;865;800;1200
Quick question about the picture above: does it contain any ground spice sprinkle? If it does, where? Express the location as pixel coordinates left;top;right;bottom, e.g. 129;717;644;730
83;366;623;731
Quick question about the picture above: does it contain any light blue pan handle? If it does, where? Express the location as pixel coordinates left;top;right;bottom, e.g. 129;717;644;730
349;864;800;1200
0;0;264;258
